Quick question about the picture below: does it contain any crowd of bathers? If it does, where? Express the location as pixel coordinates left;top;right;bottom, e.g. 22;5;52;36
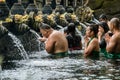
64;14;120;60
1;1;120;60
38;10;120;60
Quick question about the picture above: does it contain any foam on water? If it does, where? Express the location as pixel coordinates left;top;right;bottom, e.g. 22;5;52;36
1;51;120;80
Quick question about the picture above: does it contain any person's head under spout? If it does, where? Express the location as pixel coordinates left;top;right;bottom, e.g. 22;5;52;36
39;23;68;57
105;18;120;58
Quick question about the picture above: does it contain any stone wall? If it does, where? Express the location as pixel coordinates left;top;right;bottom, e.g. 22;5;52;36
88;0;120;19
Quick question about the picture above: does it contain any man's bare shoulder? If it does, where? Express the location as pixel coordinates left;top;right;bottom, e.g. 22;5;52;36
112;32;120;40
52;30;62;36
111;33;120;43
49;30;62;38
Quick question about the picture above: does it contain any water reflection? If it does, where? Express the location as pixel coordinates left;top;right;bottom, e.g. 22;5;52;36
1;51;120;80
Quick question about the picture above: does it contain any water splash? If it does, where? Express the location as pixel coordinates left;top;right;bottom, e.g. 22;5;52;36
8;33;29;59
1;51;120;80
29;29;41;39
29;29;45;50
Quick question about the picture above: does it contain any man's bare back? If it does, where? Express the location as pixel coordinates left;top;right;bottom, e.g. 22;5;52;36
39;23;68;55
110;32;120;53
105;18;120;54
45;30;68;54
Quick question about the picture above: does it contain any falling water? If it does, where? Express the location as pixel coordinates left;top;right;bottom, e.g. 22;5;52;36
91;15;100;24
29;29;41;38
8;32;29;59
29;29;45;50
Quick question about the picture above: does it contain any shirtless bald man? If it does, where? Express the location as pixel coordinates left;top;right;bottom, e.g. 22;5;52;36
39;23;68;57
105;18;120;59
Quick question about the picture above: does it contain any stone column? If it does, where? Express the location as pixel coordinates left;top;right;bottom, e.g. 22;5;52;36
65;0;68;6
74;0;77;7
56;0;61;5
46;0;52;5
35;0;43;10
18;0;22;3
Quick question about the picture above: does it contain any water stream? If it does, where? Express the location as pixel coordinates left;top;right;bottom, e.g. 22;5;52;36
8;33;29;60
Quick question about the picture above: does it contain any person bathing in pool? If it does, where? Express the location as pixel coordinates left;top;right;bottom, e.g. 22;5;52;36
84;24;100;60
105;18;120;59
64;23;82;51
39;23;68;57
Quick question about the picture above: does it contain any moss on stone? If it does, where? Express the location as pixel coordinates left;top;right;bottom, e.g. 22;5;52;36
88;0;120;19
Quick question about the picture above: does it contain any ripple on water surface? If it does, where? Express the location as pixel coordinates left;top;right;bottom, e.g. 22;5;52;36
1;52;120;80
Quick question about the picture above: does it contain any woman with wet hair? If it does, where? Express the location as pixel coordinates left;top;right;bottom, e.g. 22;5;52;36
84;24;100;60
65;23;82;51
97;22;111;57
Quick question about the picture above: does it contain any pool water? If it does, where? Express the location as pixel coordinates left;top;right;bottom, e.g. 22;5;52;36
0;50;120;80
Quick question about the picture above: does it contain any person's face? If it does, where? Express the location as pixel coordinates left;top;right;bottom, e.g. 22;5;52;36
86;27;92;37
98;26;104;33
40;29;48;38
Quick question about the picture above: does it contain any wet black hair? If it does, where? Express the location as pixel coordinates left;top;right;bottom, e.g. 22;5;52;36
67;23;76;33
89;24;99;37
98;22;109;33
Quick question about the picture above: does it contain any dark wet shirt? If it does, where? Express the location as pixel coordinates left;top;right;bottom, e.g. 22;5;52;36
66;34;81;50
99;36;106;48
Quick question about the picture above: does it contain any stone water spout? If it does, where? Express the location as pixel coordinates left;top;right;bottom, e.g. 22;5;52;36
0;22;28;63
3;14;41;53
